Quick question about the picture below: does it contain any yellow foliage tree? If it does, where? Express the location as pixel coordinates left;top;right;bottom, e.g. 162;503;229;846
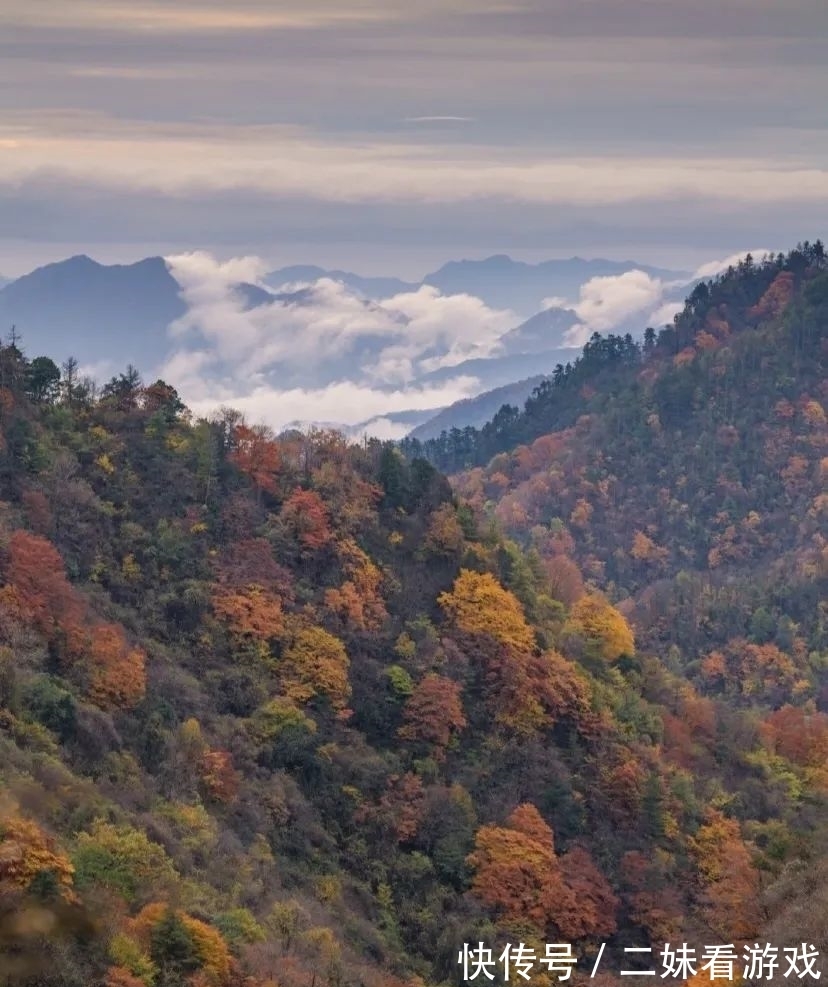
180;913;232;984
422;504;466;556
565;594;634;661
437;569;535;653
324;539;387;632
130;903;231;986
281;625;351;712
0;812;76;902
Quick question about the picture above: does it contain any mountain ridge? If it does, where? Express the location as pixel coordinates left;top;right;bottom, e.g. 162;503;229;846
0;253;689;430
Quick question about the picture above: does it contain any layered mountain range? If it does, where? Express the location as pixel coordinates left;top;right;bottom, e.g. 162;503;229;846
0;253;693;438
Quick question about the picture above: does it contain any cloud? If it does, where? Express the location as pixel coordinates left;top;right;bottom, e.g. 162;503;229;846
404;116;475;123
347;416;426;441
648;301;684;326
693;249;772;280
85;240;802;435
182;378;480;436
158;251;516;432
163;251;516;388
375;285;516;378
3;0;827;274
2;116;828;209
0;1;397;32
562;270;670;345
78;358;119;381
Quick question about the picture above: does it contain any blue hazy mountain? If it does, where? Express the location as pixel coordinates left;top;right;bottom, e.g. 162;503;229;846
265;265;417;299
408;375;549;441
498;306;580;354
423;255;688;317
0;255;187;368
417;347;580;391
0;255;280;371
267;257;689;319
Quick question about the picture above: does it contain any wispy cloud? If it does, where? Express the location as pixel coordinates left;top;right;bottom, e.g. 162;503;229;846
0;1;396;32
693;249;772;280
648;301;684;326
405;116;476;123
2;0;826;270
2;116;826;209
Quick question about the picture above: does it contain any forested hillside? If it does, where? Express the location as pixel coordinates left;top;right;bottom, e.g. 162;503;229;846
0;241;827;987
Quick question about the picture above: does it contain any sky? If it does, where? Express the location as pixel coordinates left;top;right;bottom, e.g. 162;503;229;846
2;0;827;278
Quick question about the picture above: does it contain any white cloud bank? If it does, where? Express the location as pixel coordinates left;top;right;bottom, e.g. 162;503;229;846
548;270;689;346
160;251;516;434
182;379;476;436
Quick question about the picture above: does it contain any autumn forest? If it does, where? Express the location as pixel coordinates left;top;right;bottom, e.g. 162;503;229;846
1;243;828;987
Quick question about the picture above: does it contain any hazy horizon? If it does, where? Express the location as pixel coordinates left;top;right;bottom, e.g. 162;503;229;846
0;241;725;282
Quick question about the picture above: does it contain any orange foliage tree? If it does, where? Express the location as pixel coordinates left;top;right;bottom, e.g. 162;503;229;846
397;673;466;759
0;811;76;902
212;538;293;599
749;271;795;321
422;504;466;557
3;531;146;709
229;423;281;498
467;803;616;940
620;850;684;943
104;968;146;987
760;705;828;768
130;902;232;985
200;750;241;804
468;803;567;930
380;773;426;843
630;530;669;566
211;585;284;642
541;554;585;607
279;488;333;552
4;530;86;653
324;539;387;633
689;809;760;941
557;845;618;940
700;638;799;702
438;571;596;736
86;622;147;710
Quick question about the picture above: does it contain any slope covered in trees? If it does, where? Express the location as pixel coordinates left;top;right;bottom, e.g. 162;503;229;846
402;242;827;474
0;242;826;987
412;241;828;966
